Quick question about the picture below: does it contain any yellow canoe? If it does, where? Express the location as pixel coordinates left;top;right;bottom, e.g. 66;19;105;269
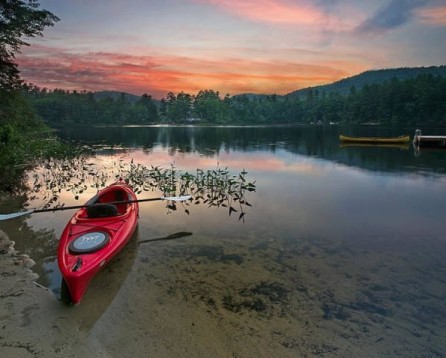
339;134;410;144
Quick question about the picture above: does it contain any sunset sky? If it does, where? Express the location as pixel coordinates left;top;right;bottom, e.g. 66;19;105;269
17;0;446;99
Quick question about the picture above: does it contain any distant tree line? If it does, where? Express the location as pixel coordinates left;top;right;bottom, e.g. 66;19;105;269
24;73;446;126
22;86;159;124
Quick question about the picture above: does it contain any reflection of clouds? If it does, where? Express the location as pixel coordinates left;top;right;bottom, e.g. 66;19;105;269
127;147;327;175
251;162;446;243
26;145;446;247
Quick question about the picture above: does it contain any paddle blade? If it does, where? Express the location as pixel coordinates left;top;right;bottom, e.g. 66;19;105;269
161;195;192;201
0;210;34;221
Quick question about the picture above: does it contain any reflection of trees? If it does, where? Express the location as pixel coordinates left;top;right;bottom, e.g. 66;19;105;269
0;207;57;274
56;125;446;176
0;194;57;267
56;125;347;156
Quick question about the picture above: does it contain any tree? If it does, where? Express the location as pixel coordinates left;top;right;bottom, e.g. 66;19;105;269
193;89;227;123
1;1;60;192
164;92;192;122
0;0;59;92
135;93;158;123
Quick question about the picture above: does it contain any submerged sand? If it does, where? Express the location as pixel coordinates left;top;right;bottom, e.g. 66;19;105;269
1;228;445;357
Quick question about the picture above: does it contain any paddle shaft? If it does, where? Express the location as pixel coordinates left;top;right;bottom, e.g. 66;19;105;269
32;196;190;214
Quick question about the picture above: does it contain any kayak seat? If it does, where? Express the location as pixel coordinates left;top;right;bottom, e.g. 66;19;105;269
86;203;119;218
114;190;130;215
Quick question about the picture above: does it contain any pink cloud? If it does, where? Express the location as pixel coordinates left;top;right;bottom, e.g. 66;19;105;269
16;44;365;98
416;6;446;26
193;0;344;28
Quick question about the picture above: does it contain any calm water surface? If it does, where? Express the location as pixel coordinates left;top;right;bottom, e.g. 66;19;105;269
1;125;446;356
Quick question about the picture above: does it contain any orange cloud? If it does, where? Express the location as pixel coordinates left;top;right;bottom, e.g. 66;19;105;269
416;6;446;26
17;45;365;98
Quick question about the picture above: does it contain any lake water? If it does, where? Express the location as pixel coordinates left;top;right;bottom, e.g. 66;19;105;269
1;125;446;356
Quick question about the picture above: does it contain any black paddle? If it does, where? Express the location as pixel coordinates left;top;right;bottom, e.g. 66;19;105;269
0;195;192;221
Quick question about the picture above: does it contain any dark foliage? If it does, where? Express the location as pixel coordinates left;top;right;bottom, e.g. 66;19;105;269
0;0;59;91
22;86;159;124
24;69;446;126
0;1;62;192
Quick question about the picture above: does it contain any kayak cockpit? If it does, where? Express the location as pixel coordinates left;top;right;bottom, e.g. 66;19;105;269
78;188;133;219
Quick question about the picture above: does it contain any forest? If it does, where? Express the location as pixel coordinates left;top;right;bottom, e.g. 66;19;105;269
23;72;446;126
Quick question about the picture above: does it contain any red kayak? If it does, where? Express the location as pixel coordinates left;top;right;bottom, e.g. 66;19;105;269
57;181;139;304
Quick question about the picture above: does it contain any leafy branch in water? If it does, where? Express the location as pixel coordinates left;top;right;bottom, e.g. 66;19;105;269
26;156;256;221
180;167;255;221
113;160;255;221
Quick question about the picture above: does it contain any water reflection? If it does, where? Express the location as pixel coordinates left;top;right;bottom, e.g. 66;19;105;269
67;234;138;330
339;142;410;150
0;195;58;267
58;125;446;177
39;234;139;332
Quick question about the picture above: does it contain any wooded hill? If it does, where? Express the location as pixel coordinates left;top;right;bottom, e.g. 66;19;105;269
286;65;446;99
23;65;446;126
93;91;141;104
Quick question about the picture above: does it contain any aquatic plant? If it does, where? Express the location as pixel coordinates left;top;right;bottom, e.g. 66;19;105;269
26;156;256;221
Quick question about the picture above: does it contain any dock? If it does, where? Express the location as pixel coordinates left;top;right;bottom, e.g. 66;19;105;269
413;129;446;148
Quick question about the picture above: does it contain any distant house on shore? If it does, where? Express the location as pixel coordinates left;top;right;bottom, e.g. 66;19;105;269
185;117;201;123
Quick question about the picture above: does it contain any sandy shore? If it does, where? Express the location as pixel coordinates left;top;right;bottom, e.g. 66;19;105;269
0;230;106;357
1;232;52;356
1;228;445;357
0;229;57;357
